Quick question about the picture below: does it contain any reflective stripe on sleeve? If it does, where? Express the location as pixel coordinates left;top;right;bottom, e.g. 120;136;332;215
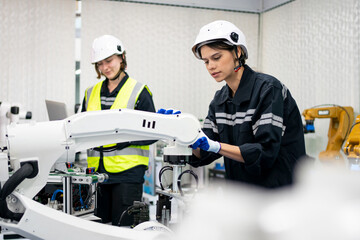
215;109;255;126
203;118;219;133
252;113;285;135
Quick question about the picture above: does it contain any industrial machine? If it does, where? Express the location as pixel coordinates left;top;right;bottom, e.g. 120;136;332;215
156;155;199;226
302;105;354;161
0;108;202;240
343;115;360;170
0;102;32;147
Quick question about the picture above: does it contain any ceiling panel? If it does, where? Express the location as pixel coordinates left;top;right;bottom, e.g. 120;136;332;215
114;0;294;13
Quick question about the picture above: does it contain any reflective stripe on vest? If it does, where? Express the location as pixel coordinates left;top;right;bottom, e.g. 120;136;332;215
85;77;150;173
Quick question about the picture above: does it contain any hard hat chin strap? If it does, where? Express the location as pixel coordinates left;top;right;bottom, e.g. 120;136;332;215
233;45;242;72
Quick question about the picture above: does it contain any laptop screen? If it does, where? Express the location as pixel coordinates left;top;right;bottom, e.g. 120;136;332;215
45;100;68;121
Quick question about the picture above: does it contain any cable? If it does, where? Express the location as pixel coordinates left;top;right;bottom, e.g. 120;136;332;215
83;186;95;207
0;162;35;221
118;205;133;226
52;168;67;174
177;169;199;196
72;184;90;210
158;166;173;190
78;185;84;208
51;189;63;201
159;166;199;196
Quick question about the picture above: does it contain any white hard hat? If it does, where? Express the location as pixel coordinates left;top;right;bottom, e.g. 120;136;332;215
91;35;125;64
192;20;248;59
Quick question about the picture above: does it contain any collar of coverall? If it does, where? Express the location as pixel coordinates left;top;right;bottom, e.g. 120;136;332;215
215;64;255;106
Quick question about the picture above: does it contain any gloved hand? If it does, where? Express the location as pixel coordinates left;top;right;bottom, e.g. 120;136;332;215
157;108;181;114
191;131;221;153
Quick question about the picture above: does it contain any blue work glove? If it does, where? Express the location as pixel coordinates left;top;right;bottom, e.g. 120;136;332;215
191;131;221;153
157;108;181;114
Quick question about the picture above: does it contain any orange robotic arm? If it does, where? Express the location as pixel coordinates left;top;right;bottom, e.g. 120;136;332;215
302;106;354;161
343;115;360;159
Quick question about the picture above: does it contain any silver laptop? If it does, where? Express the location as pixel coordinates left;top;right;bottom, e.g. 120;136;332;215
45;100;68;121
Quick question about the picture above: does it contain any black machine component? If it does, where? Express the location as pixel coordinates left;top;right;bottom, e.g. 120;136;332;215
163;155;189;165
156;194;171;226
0;162;36;222
132;201;150;227
118;201;150;228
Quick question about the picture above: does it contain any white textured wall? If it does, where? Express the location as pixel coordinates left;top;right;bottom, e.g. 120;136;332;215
261;0;360;159
0;0;76;121
80;0;259;120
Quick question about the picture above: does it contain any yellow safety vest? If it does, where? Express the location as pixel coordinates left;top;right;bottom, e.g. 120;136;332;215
85;77;150;173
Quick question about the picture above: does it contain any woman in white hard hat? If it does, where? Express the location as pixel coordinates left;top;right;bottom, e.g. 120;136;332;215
189;20;306;188
81;35;156;225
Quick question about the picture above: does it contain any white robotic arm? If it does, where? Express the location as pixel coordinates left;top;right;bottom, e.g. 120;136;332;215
7;108;201;198
0;108;201;240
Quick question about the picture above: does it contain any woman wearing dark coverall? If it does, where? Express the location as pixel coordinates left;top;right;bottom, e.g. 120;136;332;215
189;20;306;188
81;35;156;225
